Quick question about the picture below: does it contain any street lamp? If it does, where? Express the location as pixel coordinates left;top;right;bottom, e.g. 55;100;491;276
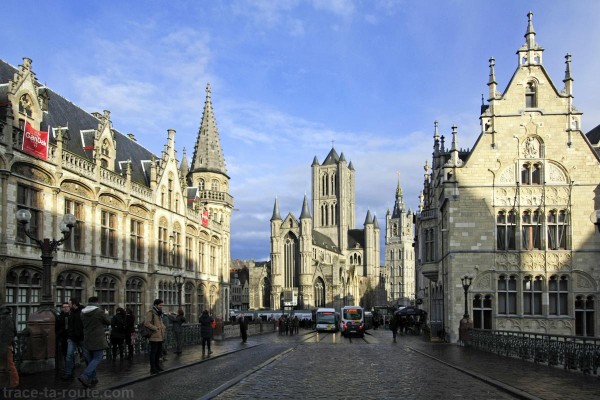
16;209;76;307
173;270;185;310
461;274;474;319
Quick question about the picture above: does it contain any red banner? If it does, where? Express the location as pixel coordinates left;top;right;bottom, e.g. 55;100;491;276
23;121;49;160
201;209;209;227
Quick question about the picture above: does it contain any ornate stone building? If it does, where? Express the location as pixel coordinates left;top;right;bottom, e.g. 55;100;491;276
384;178;415;306
415;13;600;341
0;57;233;331
269;148;380;311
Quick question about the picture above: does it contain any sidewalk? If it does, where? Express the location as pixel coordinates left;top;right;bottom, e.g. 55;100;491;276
15;335;262;397
407;338;600;400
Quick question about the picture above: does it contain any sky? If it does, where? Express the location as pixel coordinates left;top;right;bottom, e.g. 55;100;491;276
3;1;600;262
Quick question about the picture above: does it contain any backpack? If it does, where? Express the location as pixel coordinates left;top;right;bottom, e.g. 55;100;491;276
139;313;155;339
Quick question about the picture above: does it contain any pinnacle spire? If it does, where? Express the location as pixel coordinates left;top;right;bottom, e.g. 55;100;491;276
271;196;282;221
300;195;311;219
189;83;228;176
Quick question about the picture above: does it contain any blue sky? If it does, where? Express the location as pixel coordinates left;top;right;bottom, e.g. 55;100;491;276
4;1;600;262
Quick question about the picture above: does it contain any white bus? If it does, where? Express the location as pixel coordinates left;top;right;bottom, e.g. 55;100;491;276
341;306;365;338
314;308;340;332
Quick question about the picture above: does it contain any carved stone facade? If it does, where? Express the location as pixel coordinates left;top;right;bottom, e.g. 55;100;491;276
0;58;233;331
415;13;600;341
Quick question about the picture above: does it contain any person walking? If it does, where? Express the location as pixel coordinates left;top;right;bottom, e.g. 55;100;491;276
79;297;110;388
55;302;71;372
110;307;127;361
199;310;214;355
390;312;399;343
61;298;84;380
238;314;248;343
124;308;135;360
168;309;186;355
0;305;18;389
145;299;166;374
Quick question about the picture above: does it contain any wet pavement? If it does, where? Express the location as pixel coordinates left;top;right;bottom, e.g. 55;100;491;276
7;329;599;400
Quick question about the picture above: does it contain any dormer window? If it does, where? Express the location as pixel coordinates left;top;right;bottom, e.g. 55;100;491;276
101;139;110;156
525;81;537;108
19;94;33;118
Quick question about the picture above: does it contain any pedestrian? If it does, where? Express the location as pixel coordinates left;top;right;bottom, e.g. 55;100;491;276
390;313;399;343
168;309;186;355
0;304;18;389
199;310;214;355
79;296;111;388
124;308;135;360
145;299;166;375
110;307;127;361
238;314;248;343
55;302;71;371
61;298;84;381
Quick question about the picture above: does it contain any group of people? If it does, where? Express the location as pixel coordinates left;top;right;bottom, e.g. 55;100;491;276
277;315;300;335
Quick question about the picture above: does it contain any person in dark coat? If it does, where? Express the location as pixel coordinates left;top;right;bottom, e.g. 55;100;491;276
124;308;135;360
239;314;248;343
55;302;71;371
168;309;186;355
145;299;166;374
62;298;84;380
199;310;214;355
390;313;400;343
110;307;127;361
79;297;110;388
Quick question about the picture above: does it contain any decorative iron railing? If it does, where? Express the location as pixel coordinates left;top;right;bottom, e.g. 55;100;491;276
13;320;277;369
471;329;600;375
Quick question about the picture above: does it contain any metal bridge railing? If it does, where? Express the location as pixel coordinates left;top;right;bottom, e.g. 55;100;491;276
470;329;600;375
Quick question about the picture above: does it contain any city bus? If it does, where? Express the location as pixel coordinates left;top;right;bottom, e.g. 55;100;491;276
341;306;365;338
314;308;339;332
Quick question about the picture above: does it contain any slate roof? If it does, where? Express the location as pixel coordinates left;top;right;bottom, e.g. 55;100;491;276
0;59;157;187
586;124;600;145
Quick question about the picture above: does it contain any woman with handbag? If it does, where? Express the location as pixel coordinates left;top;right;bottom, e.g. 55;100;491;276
144;299;166;374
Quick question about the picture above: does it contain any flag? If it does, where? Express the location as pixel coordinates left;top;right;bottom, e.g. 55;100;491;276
22;121;49;160
201;209;209;227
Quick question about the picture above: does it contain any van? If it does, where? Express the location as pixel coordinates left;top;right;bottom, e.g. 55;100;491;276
340;306;365;338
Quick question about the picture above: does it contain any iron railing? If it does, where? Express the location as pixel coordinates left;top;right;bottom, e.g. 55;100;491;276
471;329;600;375
14;320;276;369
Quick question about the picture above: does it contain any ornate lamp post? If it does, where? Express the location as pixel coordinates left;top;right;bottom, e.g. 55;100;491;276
16;209;75;373
460;274;473;319
16;209;76;307
173;270;185;310
459;274;474;345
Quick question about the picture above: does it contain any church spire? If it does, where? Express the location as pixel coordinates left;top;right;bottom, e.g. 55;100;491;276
271;196;282;221
392;173;405;218
300;195;311;219
189;83;228;177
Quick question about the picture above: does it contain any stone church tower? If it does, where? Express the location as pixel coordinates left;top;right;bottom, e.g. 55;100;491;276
385;177;415;306
269;148;380;311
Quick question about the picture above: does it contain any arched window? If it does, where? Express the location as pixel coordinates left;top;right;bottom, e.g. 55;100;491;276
209;286;217;315
525;81;537;108
95;275;117;315
5;267;41;331
159;281;177;308
125;277;144;324
19;94;33;117
198;179;205;190
56;272;85;304
497;210;516;250
197;285;205;316
211;179;219;191
523;275;543;315
184;281;194;317
261;278;271;309
549;275;568;316
473;294;492;329
314;278;325;307
284;233;298;288
575;295;595;337
498;275;517;315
